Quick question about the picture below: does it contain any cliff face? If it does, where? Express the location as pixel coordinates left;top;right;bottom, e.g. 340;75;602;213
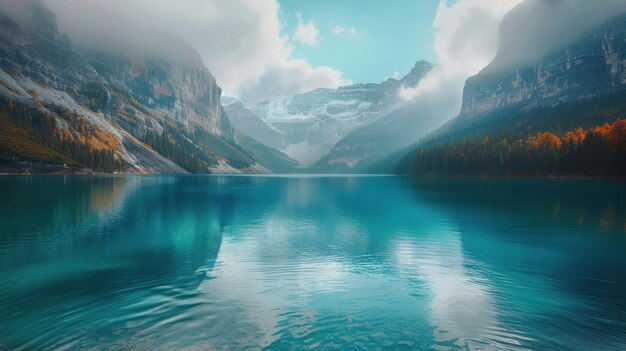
84;49;234;140
0;1;261;174
221;96;281;150
399;9;626;176
460;12;626;119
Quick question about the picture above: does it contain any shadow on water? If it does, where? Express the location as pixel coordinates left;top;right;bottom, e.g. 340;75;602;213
0;176;239;349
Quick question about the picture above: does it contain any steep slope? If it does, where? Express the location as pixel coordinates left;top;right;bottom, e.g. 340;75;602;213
221;97;298;173
0;0;265;174
401;10;626;176
460;12;626;119
236;135;298;174
222;96;282;150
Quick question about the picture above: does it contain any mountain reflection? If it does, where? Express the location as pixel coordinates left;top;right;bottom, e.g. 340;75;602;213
1;176;625;350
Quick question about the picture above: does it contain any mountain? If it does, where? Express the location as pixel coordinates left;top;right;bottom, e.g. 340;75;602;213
221;97;298;173
311;61;442;173
460;12;626;120
226;60;432;171
0;0;268;174
234;61;431;168
401;10;626;176
222;96;282;150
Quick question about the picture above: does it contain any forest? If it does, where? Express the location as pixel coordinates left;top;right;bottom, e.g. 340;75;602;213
0;97;123;172
142;123;255;173
411;119;626;177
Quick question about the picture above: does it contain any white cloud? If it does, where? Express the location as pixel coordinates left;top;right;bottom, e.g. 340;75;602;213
487;0;626;72
332;25;358;37
399;0;522;117
238;59;350;104
332;25;345;34
43;0;346;105
294;12;319;47
398;0;626;125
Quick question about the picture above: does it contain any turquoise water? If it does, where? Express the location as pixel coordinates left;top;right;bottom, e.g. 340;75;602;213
1;175;625;350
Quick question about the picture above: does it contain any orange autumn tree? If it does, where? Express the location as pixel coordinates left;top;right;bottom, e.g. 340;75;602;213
564;127;586;145
412;118;626;176
529;132;562;150
605;119;626;150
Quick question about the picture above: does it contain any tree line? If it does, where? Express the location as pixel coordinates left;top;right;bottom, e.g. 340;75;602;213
412;119;626;177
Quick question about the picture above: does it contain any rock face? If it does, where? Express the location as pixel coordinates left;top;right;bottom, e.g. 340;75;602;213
84;48;234;140
244;60;432;167
222;96;281;150
460;12;626;119
399;9;626;175
0;0;264;174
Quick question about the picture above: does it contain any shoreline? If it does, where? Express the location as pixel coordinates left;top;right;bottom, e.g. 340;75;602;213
1;171;625;181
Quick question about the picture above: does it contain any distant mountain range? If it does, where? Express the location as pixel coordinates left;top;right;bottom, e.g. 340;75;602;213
224;60;434;172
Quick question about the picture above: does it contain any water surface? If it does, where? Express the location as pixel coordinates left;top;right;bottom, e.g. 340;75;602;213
1;175;625;350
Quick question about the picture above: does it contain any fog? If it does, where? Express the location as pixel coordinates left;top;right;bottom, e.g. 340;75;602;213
487;0;626;73
2;0;625;111
39;0;347;105
399;0;626;129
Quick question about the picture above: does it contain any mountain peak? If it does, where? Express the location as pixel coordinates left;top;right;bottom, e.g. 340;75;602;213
400;60;432;87
412;59;432;69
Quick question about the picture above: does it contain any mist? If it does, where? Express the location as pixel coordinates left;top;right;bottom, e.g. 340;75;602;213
399;0;626;131
39;0;347;105
488;0;626;73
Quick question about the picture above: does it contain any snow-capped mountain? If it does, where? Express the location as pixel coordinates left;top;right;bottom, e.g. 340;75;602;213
226;61;432;168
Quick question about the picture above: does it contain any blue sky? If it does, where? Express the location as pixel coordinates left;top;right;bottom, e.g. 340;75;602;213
279;0;440;84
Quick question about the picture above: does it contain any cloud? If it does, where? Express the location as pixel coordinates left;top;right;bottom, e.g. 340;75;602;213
238;59;350;104
42;0;346;105
487;0;626;72
294;12;319;47
399;0;523;118
399;0;626;124
332;25;358;37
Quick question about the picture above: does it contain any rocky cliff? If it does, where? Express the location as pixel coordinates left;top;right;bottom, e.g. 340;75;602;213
399;8;626;176
0;0;265;174
460;12;626;119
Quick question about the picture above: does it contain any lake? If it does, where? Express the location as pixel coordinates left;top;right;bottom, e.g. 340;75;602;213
0;175;625;350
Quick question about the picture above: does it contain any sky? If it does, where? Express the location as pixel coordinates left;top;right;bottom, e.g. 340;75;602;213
32;0;626;111
41;0;457;105
278;0;440;84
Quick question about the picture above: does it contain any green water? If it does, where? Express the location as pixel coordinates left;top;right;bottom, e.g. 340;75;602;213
0;175;625;350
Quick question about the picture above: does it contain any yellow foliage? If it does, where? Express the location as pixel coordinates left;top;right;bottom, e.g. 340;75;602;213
529;132;562;149
564;127;586;145
0;112;71;162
